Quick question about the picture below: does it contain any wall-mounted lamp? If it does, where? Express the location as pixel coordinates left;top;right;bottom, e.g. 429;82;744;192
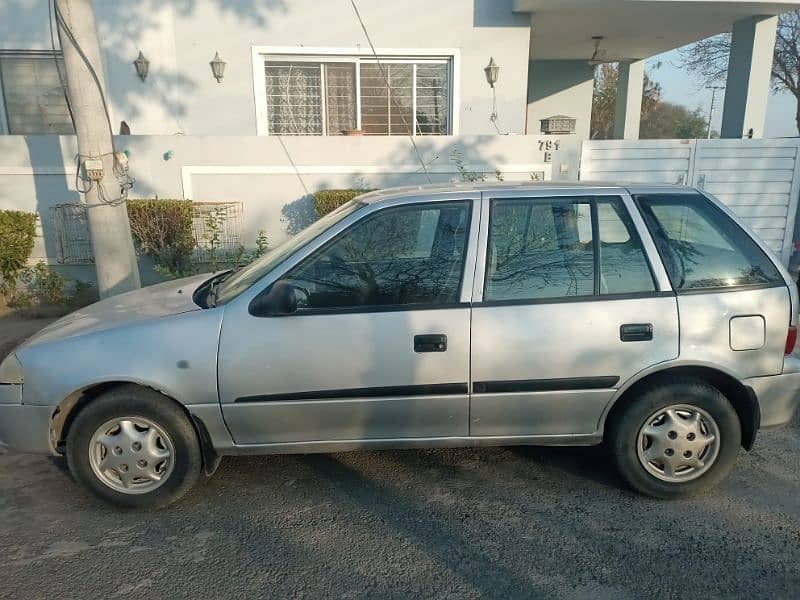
484;56;499;88
210;52;226;83
133;51;150;82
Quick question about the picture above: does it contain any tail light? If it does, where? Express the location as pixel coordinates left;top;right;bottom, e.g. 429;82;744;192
786;326;797;355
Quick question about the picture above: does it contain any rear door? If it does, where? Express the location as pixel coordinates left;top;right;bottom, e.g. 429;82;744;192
470;189;680;438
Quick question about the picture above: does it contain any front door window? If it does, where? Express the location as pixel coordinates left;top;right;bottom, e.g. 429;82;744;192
278;201;471;311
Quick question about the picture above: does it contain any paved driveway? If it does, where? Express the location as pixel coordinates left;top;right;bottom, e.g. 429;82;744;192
1;412;798;599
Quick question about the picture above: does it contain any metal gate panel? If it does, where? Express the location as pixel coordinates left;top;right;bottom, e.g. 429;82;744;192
580;139;800;264
580;140;693;185
691;139;800;261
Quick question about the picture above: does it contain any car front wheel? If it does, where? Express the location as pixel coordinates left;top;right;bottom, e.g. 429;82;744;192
608;378;741;498
66;385;202;508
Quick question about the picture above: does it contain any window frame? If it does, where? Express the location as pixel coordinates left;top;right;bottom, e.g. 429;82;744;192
0;50;73;135
633;192;786;295
252;46;459;136
475;192;667;306
248;197;478;317
0;77;8;134
0;59;8;134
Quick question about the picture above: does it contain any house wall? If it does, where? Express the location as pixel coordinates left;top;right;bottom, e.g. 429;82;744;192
0;0;532;136
526;60;595;139
0;133;580;283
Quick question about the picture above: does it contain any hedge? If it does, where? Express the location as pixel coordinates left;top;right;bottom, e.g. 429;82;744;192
313;189;374;217
0;210;37;292
127;199;196;279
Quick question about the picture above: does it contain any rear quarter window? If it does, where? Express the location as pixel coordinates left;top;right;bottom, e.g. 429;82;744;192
635;193;783;291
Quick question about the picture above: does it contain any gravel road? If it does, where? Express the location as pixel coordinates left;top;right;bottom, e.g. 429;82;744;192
1;411;798;599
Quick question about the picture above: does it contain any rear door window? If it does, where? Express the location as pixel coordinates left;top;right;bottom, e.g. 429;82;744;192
484;196;655;302
635;193;783;291
597;198;657;294
485;197;594;301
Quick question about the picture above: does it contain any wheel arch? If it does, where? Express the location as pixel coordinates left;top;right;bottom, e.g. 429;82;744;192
602;365;759;450
51;381;220;474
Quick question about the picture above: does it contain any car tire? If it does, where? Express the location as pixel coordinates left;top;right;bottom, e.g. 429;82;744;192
66;385;202;509
608;377;741;498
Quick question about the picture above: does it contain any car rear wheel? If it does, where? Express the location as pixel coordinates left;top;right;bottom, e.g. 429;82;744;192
66;385;202;508
608;378;741;498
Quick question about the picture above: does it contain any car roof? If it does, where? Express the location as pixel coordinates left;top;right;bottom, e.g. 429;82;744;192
356;181;698;203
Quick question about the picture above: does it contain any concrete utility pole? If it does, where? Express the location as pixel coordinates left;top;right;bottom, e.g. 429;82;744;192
55;0;140;297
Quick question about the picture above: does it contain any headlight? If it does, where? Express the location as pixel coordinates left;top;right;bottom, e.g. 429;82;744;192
0;353;23;384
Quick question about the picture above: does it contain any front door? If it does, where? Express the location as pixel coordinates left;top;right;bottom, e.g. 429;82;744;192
218;198;477;446
470;191;680;438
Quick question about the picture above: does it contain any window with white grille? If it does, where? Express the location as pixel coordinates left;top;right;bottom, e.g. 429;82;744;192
0;54;74;134
262;55;451;136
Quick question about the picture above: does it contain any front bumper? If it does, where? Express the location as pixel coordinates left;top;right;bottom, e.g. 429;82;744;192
745;355;800;428
0;385;55;454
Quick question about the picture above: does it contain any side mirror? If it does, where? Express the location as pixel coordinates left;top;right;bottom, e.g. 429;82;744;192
249;281;298;316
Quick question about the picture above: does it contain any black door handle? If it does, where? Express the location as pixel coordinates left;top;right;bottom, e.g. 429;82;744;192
620;323;653;342
414;334;447;353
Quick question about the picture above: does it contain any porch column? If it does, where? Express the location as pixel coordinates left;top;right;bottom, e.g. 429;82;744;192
613;60;645;139
720;16;778;139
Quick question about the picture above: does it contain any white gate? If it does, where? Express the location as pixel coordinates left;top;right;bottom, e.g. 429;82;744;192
580;139;800;264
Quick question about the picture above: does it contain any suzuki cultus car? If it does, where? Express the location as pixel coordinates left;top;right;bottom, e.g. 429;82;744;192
2;183;798;507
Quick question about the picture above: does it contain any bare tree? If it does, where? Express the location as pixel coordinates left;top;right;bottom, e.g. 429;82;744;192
774;11;800;133
679;11;800;134
591;63;662;139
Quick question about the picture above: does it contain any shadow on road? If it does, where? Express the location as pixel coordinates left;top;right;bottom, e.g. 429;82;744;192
509;443;624;489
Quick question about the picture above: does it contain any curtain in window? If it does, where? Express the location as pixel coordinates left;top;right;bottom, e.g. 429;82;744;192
0;56;74;134
265;62;323;135
415;64;448;135
324;63;356;135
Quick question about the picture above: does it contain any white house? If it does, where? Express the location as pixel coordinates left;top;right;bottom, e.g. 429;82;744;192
2;0;795;139
1;0;799;278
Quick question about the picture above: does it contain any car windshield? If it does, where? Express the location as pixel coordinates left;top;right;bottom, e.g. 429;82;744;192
213;200;366;305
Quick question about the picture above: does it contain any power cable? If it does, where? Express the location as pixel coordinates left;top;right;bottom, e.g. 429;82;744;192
53;0;115;144
350;0;432;184
48;0;74;123
278;63;310;195
490;86;502;134
53;1;134;205
277;135;310;197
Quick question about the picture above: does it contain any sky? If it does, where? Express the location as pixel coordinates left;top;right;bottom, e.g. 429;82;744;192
646;48;797;138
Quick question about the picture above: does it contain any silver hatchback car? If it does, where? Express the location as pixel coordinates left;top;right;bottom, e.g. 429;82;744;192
2;183;799;507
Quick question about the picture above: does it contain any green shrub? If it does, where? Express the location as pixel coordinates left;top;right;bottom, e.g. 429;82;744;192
67;279;97;310
313;189;374;218
9;261;93;316
127;199;196;279
0;210;37;296
17;261;66;306
254;229;269;258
